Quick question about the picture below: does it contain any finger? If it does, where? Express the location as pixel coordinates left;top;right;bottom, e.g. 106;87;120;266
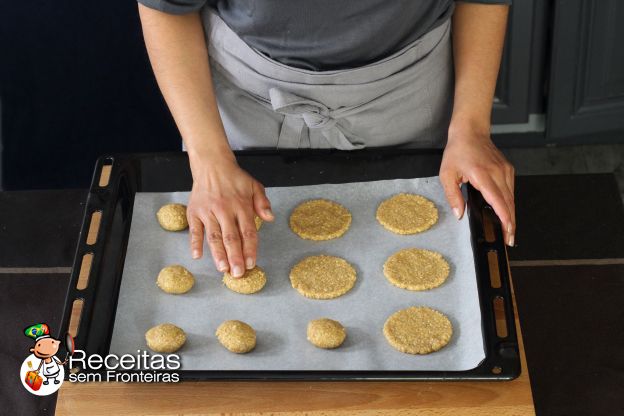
236;209;258;270
203;213;229;273
492;173;516;246
252;181;274;221
440;170;466;220
215;211;246;278
188;215;204;259
470;172;514;245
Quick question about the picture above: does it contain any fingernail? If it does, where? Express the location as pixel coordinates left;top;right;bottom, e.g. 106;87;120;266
507;223;513;234
232;265;244;277
192;250;200;259
245;257;254;270
453;208;461;220
218;261;228;272
263;209;274;219
508;234;515;247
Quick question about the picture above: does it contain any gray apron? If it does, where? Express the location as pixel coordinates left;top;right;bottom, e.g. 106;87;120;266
202;8;453;150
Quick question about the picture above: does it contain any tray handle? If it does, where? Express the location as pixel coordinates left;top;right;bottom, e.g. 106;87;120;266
59;156;119;371
476;200;519;376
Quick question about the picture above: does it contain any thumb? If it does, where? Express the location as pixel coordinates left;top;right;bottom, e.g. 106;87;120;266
440;170;465;220
252;181;274;221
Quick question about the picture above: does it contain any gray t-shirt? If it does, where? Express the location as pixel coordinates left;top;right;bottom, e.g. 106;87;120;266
138;0;510;71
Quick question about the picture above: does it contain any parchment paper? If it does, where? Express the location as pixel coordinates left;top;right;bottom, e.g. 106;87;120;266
109;177;485;371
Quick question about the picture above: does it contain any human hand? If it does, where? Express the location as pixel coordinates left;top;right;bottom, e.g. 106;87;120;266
440;126;515;246
187;155;274;277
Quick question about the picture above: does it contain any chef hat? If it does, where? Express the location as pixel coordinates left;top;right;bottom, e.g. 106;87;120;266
24;323;51;341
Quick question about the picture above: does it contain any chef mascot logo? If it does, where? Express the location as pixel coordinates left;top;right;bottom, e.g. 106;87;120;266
20;323;68;396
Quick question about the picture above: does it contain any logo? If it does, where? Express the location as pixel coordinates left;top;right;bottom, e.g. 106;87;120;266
19;323;181;394
20;323;72;396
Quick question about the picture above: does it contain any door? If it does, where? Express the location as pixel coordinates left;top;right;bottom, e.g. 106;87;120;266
547;0;624;139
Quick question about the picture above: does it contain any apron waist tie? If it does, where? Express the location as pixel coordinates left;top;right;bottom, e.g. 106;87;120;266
269;88;364;150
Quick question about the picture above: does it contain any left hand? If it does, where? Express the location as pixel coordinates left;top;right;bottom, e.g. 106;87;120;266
439;126;516;246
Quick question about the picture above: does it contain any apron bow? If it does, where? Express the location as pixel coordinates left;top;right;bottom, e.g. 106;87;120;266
269;88;364;150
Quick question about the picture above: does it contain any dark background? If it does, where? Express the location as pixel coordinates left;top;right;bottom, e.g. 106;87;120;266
0;0;181;190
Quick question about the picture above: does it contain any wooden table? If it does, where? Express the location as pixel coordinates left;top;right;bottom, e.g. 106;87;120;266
56;166;534;415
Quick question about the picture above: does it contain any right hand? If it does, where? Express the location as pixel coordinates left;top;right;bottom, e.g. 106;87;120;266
187;156;274;277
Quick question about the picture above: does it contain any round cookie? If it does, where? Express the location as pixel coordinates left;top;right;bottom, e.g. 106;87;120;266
307;318;346;349
216;320;256;353
383;306;452;354
145;323;186;353
290;255;357;299
223;266;266;294
254;215;263;231
157;265;195;294
156;203;188;231
289;199;351;241
383;248;450;291
376;193;438;235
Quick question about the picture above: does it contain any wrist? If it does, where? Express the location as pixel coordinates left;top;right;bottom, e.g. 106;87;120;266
187;144;237;182
448;114;491;144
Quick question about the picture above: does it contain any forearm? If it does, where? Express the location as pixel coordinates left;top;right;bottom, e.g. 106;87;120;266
138;4;234;175
449;2;509;139
441;2;515;245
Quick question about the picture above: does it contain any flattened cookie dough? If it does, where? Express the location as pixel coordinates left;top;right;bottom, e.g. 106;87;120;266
216;320;256;353
157;265;195;294
145;323;186;353
376;193;438;235
290;255;356;299
289;199;351;240
307;318;346;349
156;203;188;231
383;248;450;291
223;266;266;294
383;306;452;354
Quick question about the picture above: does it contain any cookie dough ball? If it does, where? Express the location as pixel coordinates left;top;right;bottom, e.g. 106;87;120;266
156;203;188;231
145;323;186;353
290;255;357;299
383;306;452;354
383;248;450;291
376;193;438;235
307;318;346;349
254;215;263;231
223;266;266;294
216;320;256;353
289;199;351;240
157;265;195;294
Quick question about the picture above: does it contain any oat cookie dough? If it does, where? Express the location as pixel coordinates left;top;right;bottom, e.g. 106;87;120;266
145;323;186;353
254;215;263;231
223;266;266;294
157;265;195;294
376;193;438;234
383;248;450;291
290;255;357;299
383;306;453;354
156;203;188;231
216;320;256;353
289;199;351;240
307;318;347;349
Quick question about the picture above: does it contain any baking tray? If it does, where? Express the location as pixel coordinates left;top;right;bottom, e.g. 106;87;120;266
59;150;520;380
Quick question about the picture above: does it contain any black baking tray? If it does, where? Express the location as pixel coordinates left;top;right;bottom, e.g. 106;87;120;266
58;150;520;381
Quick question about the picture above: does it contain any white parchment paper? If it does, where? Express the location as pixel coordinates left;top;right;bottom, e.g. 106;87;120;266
109;177;485;371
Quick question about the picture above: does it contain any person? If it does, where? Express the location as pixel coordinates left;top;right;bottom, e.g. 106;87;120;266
25;323;67;385
137;0;516;278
